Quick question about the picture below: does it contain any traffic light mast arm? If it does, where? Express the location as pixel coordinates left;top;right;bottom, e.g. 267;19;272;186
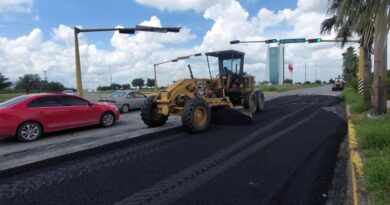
321;39;359;43
230;39;277;44
74;25;181;97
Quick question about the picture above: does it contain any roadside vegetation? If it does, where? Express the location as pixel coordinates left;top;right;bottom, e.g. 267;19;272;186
353;117;390;205
341;87;372;114
336;43;389;204
256;83;322;93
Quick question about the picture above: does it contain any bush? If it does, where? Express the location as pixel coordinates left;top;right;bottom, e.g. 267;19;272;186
354;117;390;150
345;78;358;91
341;87;371;114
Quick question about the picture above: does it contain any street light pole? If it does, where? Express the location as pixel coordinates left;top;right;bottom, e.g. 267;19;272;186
153;53;202;93
154;64;158;93
109;65;113;87
304;58;307;82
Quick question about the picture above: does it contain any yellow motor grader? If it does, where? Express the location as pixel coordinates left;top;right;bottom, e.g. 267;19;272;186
141;50;264;132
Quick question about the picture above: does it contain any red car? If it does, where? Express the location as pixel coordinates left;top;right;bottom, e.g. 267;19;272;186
0;93;120;142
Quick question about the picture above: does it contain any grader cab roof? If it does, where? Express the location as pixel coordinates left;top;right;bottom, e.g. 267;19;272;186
205;50;245;60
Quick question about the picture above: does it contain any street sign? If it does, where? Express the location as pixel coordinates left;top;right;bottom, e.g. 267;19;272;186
279;38;306;44
307;38;322;43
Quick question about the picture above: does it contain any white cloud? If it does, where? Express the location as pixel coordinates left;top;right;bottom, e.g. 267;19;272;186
0;0;367;89
0;16;198;88
0;0;33;13
134;0;229;12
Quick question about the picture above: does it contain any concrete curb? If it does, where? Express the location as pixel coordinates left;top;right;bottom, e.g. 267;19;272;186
346;105;366;205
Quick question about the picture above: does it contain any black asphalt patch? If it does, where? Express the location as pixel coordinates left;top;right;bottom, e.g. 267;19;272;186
0;95;347;205
211;106;253;125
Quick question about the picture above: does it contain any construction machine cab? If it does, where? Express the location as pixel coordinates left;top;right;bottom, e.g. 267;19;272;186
205;50;245;89
206;50;248;105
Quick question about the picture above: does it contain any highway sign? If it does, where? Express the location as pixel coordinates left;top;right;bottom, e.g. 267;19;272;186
279;38;306;44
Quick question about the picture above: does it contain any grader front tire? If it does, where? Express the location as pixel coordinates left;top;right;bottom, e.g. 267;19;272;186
141;96;168;127
182;98;211;133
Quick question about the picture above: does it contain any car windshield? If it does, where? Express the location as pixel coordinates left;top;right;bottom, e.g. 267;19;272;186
108;91;126;99
0;95;28;108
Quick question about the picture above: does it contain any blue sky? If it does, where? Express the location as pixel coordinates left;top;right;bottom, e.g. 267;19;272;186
0;0;297;48
1;0;358;88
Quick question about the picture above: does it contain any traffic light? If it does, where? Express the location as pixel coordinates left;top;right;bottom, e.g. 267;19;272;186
307;38;322;43
118;28;136;34
265;39;277;44
230;40;240;44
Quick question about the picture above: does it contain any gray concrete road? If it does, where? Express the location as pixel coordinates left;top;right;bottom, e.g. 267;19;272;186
0;85;340;173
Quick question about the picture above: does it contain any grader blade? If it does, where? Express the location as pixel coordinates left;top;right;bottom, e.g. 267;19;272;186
211;106;253;125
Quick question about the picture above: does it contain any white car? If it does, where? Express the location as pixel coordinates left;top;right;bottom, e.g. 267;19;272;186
62;90;75;95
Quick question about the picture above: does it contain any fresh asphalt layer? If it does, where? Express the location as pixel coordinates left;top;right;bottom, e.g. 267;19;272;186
0;92;347;205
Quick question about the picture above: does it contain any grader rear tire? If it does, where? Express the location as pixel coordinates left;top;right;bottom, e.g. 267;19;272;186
141;96;168;127
182;98;211;133
255;90;265;112
243;91;257;114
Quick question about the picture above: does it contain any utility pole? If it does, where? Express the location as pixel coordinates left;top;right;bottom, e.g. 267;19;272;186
372;2;388;114
43;70;47;82
315;64;317;82
304;58;307;82
43;70;47;92
109;65;113;87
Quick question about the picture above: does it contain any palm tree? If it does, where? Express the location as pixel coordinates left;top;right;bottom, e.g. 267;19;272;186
321;0;373;103
322;0;389;114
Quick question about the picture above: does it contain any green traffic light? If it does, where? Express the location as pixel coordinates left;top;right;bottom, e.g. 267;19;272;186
307;38;322;43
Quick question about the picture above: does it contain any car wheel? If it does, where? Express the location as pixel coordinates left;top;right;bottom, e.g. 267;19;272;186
17;121;42;142
101;112;115;127
121;104;130;113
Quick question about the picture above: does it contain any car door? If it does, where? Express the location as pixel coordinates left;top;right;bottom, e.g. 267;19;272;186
125;92;136;108
27;96;71;131
133;92;147;108
59;96;99;126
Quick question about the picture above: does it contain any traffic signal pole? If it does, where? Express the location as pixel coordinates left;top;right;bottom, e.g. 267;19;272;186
74;28;83;97
73;26;181;97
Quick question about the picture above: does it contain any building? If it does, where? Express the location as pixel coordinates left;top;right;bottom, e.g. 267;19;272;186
266;44;284;84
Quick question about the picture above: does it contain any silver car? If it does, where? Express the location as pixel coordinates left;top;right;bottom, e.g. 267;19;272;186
99;90;147;113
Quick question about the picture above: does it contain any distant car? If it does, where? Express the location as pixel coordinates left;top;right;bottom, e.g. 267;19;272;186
98;90;147;113
63;90;75;95
0;93;120;142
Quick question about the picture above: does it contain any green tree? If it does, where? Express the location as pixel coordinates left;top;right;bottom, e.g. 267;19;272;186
0;72;12;90
46;81;65;92
321;0;374;103
132;78;145;89
146;78;155;88
283;79;293;84
322;0;389;113
329;79;335;84
15;74;42;93
342;47;358;83
122;84;131;90
110;83;121;90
